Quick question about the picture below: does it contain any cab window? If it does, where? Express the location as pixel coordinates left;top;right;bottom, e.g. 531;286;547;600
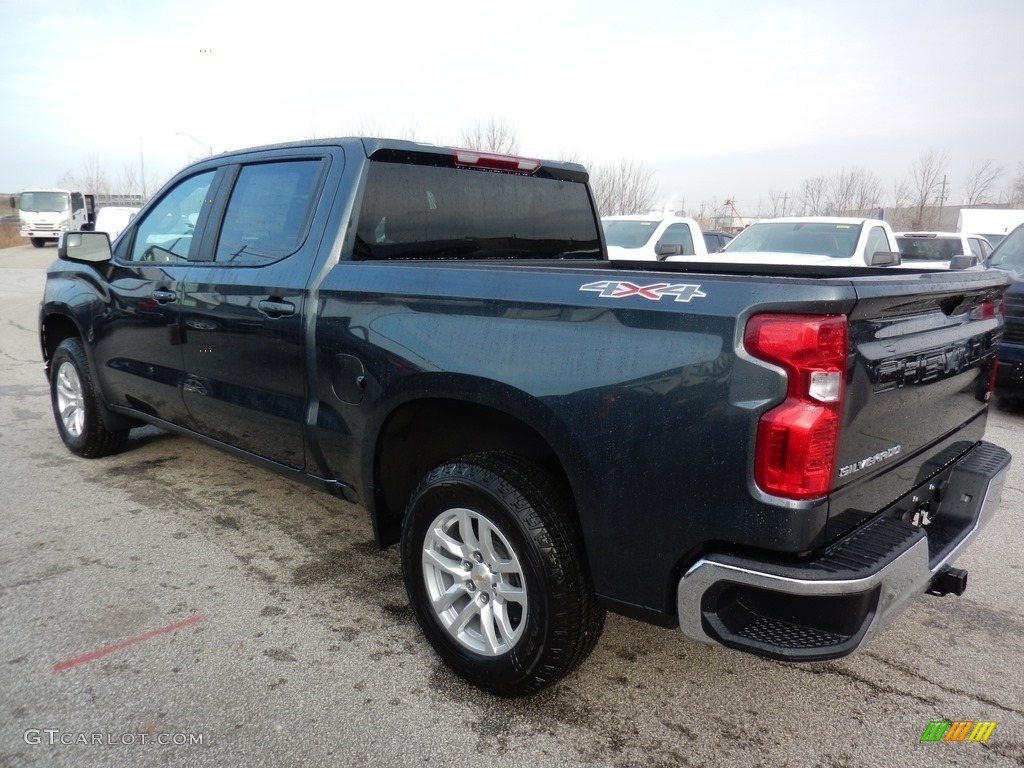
864;226;891;258
214;160;325;265
656;223;695;256
127;172;215;263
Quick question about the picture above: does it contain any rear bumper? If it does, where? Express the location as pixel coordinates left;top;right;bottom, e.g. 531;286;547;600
676;441;1009;661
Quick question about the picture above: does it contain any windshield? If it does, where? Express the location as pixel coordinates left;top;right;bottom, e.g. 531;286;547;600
601;220;660;249
896;236;963;261
987;225;1024;269
726;222;861;258
19;191;70;213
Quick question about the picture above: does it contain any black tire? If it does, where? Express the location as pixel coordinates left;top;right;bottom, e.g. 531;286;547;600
31;238;45;248
400;453;604;697
49;338;129;457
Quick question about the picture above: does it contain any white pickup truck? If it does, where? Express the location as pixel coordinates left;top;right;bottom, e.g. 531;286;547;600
601;214;709;260
670;216;904;268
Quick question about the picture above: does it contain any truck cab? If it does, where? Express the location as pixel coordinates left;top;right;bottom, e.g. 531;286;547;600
16;189;95;247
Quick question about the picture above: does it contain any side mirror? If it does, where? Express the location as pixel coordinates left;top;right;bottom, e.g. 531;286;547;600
949;254;979;270
59;231;112;263
8;195;14;209
657;244;683;258
868;250;901;266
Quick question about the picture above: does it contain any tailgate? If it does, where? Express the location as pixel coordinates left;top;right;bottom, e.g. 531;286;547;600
828;269;1007;537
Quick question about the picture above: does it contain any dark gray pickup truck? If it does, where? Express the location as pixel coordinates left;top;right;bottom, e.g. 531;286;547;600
40;138;1010;696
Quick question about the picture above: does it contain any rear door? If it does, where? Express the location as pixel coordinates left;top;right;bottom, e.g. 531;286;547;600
179;152;333;468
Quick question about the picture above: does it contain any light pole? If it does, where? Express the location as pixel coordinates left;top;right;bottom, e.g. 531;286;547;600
175;132;214;156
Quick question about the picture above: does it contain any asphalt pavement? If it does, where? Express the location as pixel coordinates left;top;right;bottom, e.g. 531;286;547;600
1;242;1022;767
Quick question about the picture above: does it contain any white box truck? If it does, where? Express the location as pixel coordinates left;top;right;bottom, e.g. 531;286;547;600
956;208;1024;248
13;189;95;248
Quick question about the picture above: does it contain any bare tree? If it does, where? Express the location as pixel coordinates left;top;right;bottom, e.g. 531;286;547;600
57;155;111;197
118;161;139;198
1007;162;1024;206
459;117;521;154
908;149;948;229
799;176;828;215
825;168;857;215
963;159;1005;205
887;177;914;230
759;189;791;218
852;168;882;217
821;167;881;217
589;158;656;216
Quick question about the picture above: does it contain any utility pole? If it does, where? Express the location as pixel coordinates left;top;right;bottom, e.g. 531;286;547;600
781;192;789;217
936;174;949;229
139;137;147;201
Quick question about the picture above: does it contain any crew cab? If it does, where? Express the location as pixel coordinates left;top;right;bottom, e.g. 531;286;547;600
601;214;709;260
678;216;902;267
41;138;1010;697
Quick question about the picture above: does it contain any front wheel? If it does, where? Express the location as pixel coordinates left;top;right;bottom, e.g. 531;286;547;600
49;338;129;457
400;453;604;697
31;238;45;248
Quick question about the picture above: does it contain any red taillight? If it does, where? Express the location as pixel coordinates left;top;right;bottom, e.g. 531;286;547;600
987;356;999;401
970;299;997;320
452;148;541;174
744;314;848;499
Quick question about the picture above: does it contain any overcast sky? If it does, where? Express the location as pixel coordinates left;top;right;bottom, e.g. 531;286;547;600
2;0;1023;214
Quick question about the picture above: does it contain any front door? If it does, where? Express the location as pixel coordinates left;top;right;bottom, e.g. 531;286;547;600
92;170;217;426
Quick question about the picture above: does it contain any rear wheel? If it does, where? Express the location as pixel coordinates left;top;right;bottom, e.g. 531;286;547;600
400;453;604;697
49;338;129;457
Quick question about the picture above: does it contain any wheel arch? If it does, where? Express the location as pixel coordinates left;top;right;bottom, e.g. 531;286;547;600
369;391;583;551
39;309;83;374
40;308;140;432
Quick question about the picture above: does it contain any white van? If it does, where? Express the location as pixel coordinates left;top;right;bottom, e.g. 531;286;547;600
93;206;140;243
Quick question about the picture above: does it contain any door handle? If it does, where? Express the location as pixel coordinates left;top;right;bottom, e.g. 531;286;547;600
258;299;295;318
152;289;177;304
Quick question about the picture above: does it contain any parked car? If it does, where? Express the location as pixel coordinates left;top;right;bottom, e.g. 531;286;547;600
896;231;992;269
601;214;709;260
702;230;733;253
93;206;141;243
673;216;902;267
984;223;1024;399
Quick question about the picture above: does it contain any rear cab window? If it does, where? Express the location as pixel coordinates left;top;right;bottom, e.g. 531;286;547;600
353;157;601;260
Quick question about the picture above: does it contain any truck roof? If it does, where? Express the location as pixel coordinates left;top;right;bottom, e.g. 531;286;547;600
185;136;589;179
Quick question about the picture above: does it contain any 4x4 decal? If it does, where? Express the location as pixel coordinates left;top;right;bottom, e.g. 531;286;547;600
580;280;707;303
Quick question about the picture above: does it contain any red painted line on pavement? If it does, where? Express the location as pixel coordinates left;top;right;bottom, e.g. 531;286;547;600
52;613;206;673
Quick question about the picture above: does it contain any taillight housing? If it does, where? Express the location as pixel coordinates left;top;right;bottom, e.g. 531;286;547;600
744;314;848;500
452;148;541;174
